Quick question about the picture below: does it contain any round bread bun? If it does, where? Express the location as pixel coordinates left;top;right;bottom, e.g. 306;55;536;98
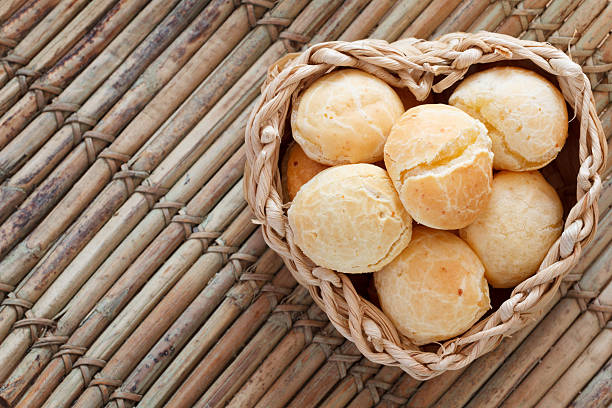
460;171;563;288
449;66;568;171
288;164;412;273
384;104;493;230
374;226;490;345
281;142;328;201
291;69;405;165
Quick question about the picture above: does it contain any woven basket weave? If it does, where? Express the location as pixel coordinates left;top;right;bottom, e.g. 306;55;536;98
244;31;607;380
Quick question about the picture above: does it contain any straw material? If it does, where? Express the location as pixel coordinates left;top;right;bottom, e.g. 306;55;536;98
244;32;607;379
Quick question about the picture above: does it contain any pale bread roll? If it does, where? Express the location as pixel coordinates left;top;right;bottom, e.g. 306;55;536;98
374;226;490;345
460;171;563;288
384;104;493;230
288;164;412;273
281;142;328;201
291;69;404;165
449;66;568;171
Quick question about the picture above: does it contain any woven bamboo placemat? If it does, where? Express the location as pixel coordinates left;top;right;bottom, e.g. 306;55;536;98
0;0;609;407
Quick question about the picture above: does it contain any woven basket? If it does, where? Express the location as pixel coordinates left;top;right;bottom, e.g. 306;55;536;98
244;31;607;380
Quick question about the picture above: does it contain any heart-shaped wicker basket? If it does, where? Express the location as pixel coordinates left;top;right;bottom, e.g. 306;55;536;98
244;31;607;380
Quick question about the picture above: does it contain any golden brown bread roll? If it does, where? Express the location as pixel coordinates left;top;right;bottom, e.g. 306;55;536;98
288;164;412;273
291;69;404;165
374;226;490;345
449;66;568;171
384;104;493;230
281;142;328;201
460;171;563;288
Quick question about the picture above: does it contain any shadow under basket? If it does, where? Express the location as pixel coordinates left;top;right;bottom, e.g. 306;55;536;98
244;32;607;380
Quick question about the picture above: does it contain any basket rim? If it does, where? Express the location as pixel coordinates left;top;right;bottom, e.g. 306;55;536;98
244;31;608;380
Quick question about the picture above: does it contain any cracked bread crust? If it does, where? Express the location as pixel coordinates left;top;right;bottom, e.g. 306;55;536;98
374;226;490;345
384;104;494;230
288;164;413;273
449;66;568;171
291;69;405;165
460;171;564;288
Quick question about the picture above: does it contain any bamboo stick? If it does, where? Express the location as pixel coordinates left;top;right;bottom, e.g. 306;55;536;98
517;0;583;41
345;366;404;408
12;182;250;408
369;0;433;42
317;357;380;408
126;267;308;408
0;0;115;103
308;0;369;45
253;324;346;408
225;306;330;408
0;0;221;237
285;341;363;408
376;374;421;408
159;261;293;408
546;0;609;49
500;277;612;407
0;1;338;383
569;356;612;407
568;1;612;65
0;0;179;154
465;242;612;408
0;0;302;288
537;326;612;407
0;27;279;363
399;0;463;39
0;0;233;302
68;248;286;408
338;0;395;41
29;203;258;408
0;0;60;57
58;242;274;407
0;0;28;23
0;107;251;402
406;369;465;407
0;0;89;91
431;0;491;38
138;275;319;408
192;284;318;408
468;0;545;33
0;0;160;171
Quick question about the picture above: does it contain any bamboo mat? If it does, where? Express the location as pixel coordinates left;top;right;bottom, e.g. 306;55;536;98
0;0;609;407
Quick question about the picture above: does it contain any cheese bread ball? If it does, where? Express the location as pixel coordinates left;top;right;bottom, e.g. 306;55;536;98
449;66;568;171
291;69;404;165
375;226;490;345
460;171;563;288
281;143;328;201
288;164;412;273
384;104;493;230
